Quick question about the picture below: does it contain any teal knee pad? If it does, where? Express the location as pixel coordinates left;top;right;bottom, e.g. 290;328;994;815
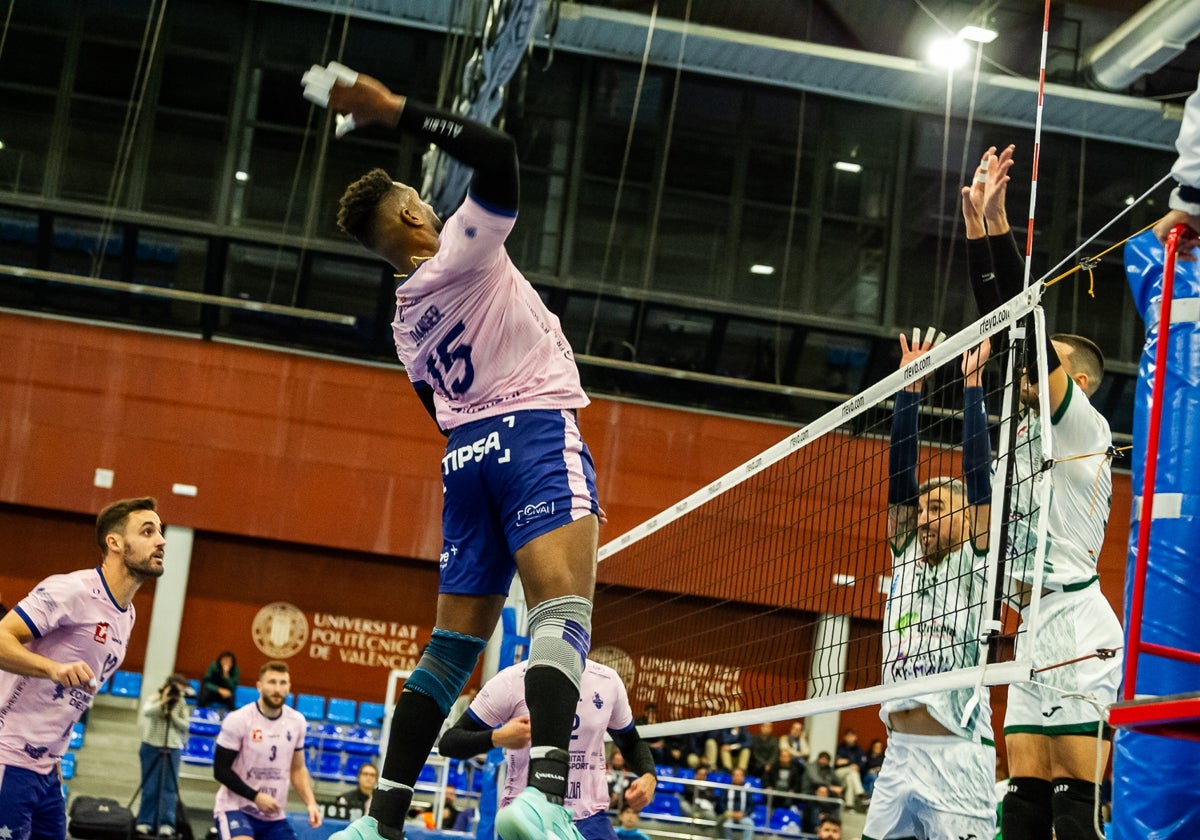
405;628;487;716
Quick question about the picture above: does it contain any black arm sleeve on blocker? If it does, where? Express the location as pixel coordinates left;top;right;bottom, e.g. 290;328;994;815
438;712;496;759
611;726;657;778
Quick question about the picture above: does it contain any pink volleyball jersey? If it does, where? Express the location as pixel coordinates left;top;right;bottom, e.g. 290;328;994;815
391;195;589;430
214;701;308;820
0;569;134;773
467;660;635;819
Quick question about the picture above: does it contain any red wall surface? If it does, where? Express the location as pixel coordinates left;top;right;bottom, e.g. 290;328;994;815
0;312;1133;751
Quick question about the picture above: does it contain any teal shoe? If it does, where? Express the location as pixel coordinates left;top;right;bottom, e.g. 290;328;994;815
495;788;585;840
330;816;391;840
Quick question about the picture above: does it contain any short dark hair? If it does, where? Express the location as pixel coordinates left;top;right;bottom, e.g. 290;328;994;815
819;816;841;827
1051;333;1105;395
259;660;289;678
96;497;157;557
338;168;396;248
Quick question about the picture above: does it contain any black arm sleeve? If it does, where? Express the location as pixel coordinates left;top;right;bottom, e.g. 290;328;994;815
397;99;518;212
965;237;1002;316
438;711;496;759
611;726;657;778
213;747;260;801
412;381;448;436
988;230;1027;303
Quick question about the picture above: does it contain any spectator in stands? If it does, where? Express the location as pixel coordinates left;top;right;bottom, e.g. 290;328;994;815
717;768;756;840
440;785;460;830
717;727;752;773
816;816;842;840
801;753;843;801
763;748;802;797
682;765;717;819
614;806;651;840
832;729;866;809
660;733;691;769
0;497;164;840
198;651;239;715
861;739;885;799
439;657;657;840
336;762;378;816
212;660;321;835
608;750;633;809
136;673;193;837
748;722;779;776
635;703;665;764
779;721;809;767
688;729;717;769
801;786;840;835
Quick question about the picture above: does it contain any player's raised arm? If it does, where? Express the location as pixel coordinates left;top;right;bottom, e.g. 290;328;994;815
320;69;518;213
960;340;992;549
888;329;939;547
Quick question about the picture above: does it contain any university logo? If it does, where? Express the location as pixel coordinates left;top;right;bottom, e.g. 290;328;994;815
251;602;309;659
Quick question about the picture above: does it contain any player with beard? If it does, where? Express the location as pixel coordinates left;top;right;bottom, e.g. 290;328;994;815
861;334;997;840
0;496;165;840
962;146;1121;840
212;661;321;839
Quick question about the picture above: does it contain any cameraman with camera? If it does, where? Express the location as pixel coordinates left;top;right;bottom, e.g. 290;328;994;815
136;673;193;837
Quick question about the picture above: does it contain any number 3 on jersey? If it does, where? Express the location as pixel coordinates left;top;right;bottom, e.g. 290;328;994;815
426;320;475;398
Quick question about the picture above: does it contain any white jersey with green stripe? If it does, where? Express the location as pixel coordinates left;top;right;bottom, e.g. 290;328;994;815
880;536;993;743
1007;378;1112;591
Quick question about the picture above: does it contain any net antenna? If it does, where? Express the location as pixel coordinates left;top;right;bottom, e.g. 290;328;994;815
592;291;1052;738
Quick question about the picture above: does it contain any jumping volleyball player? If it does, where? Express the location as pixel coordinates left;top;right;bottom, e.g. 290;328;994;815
308;66;600;840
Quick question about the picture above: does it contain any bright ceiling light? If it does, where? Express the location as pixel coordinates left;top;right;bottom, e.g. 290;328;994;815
834;161;862;173
927;36;971;71
1124;195;1136;206
0;140;6;150
234;170;250;182
750;264;776;275
959;25;998;44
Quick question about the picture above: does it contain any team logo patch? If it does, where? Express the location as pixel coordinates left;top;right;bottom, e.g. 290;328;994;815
592;692;603;710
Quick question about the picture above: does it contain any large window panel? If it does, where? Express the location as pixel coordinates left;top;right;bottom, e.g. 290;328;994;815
812;221;885;321
570;179;649;282
167;0;242;53
61;99;124;202
143;113;226;219
745;145;815;207
74;41;141;100
506;172;566;276
664;129;735;195
0;90;56;194
159;54;234;115
560;294;636;360
0;29;68;89
651;192;729;298
306;255;386;317
735;208;806;309
790;331;873;394
715;319;795;384
238;128;312;234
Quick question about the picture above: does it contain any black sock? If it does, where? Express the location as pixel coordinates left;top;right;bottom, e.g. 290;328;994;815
1003;776;1054;840
1052;777;1103;840
369;690;446;833
525;665;580;803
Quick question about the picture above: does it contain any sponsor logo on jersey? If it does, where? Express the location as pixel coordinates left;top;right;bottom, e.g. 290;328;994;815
94;622;109;643
516;501;555;527
1042;706;1063;718
592;691;603;710
439;545;459;570
442;432;505;474
23;743;49;760
252;729;264;742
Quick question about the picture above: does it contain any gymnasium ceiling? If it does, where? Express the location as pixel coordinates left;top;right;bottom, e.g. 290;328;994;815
266;0;1200;149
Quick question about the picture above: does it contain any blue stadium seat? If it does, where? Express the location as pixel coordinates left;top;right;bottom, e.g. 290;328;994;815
296;694;326;721
186;679;201;705
315;724;345;752
642;793;681;817
108;670;142;698
182;736;215;765
417;764;439;784
189;707;222;736
655;766;683;794
750;805;768;828
499;606;531;667
235;685;258;708
326;697;357;725
708;771;732;786
60;753;76;780
69;722;85;750
769;807;802;832
343;754;371;779
343;727;380;757
313;752;345;781
357;701;386;727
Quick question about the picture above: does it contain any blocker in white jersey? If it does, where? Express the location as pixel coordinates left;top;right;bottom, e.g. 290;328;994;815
0;497;163;840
